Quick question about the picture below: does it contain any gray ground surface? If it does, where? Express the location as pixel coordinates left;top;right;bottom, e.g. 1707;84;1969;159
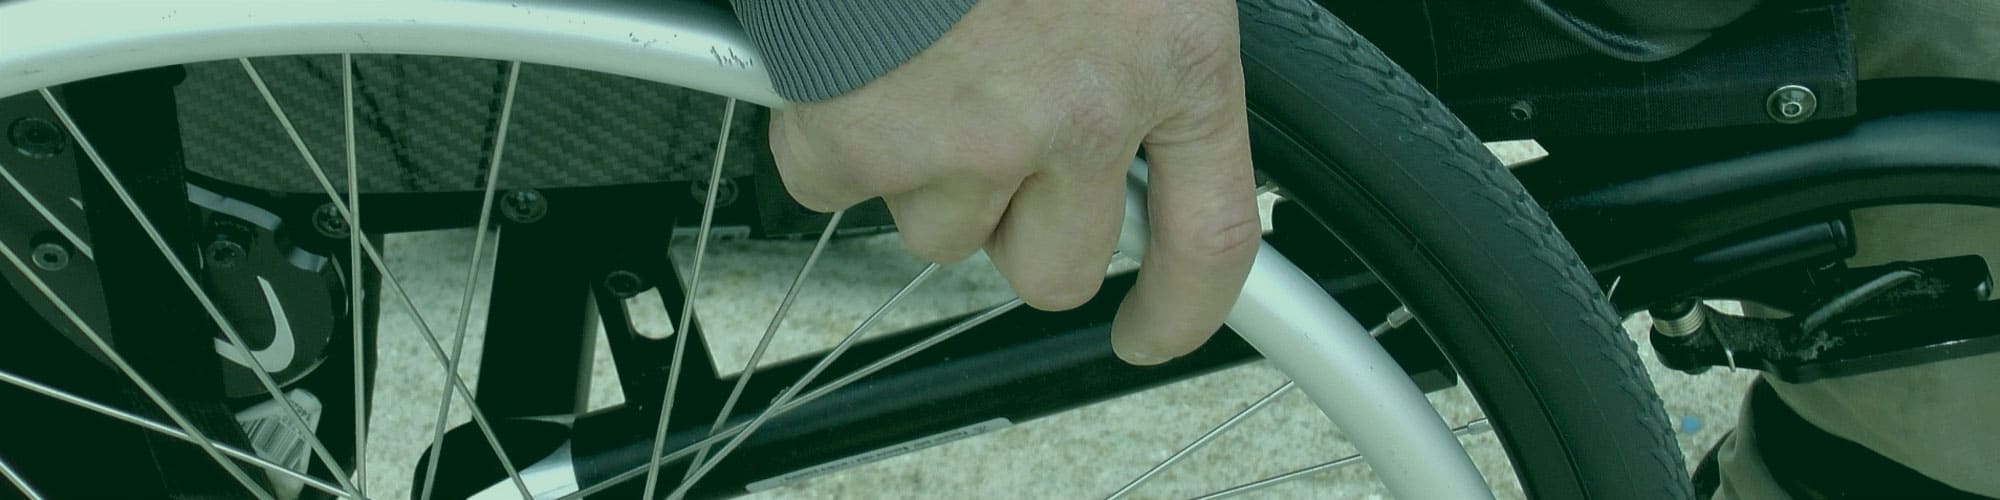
358;142;1757;499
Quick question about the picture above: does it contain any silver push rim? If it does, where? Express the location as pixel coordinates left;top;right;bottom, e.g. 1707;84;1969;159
0;1;1488;498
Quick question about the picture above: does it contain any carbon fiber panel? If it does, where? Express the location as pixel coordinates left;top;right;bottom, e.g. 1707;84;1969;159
175;55;765;194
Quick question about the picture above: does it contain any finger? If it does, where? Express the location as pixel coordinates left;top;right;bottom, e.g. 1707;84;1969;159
985;154;1127;311
764;107;884;211
1110;104;1259;365
884;178;1017;263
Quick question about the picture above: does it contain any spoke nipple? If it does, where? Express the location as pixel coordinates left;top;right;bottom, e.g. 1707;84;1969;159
501;189;547;223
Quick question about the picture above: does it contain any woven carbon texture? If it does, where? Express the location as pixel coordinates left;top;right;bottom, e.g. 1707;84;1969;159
175;56;766;194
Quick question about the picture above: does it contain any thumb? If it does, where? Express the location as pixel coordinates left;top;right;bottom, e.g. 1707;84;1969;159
1110;98;1259;365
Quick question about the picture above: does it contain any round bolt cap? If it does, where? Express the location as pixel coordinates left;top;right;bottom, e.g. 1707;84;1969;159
30;242;71;271
205;240;247;269
604;270;648;298
501;190;548;223
312;203;350;239
1766;85;1818;124
689;178;740;208
9;117;66;159
1507;100;1535;122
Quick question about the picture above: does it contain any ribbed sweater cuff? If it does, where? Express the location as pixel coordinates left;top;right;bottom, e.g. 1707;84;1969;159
733;0;979;102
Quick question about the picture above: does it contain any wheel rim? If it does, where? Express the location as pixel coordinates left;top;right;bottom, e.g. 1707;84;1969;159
0;2;1503;498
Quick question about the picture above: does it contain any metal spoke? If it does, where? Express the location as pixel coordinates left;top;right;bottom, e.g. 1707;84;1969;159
668;263;939;499
0;367;347;498
0;202;275;500
684;210;845;478
0;161;91;260
1189;418;1492;500
341;52;368;497
0;451;43;500
40;86;358;496
1106;381;1298;500
564;264;984;498
237;57;533;498
1107;307;1408;499
789;297;1026;405
418;60;522;500
639;96;739;500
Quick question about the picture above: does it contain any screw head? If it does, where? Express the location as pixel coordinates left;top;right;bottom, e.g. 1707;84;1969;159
30;242;70;271
205;240;247;269
9;117;66;159
690;178;740;208
500;189;547;223
311;203;350;239
1765;85;1818;124
603;270;648;298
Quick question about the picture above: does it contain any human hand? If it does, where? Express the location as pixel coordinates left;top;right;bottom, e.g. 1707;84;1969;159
769;0;1257;365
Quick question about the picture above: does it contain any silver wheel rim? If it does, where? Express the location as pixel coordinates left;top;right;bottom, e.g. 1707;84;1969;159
0;1;1492;498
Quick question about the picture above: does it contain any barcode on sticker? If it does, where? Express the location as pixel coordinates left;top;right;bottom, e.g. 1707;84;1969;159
235;389;323;499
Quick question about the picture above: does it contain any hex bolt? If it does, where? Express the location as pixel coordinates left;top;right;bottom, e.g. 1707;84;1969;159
9;117;66;159
205;221;253;270
1507;100;1535;122
205;239;247;269
690;178;740;208
30;242;71;271
1765;85;1818;124
312;203;350;239
604;270;648;299
500;189;548;223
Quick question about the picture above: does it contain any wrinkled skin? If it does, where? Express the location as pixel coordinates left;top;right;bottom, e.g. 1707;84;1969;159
771;0;1255;364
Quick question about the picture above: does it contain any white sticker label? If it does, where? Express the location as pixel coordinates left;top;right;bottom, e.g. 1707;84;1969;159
234;389;322;500
745;418;1012;492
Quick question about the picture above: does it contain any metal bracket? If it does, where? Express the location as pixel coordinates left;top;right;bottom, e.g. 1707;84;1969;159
1651;257;1997;382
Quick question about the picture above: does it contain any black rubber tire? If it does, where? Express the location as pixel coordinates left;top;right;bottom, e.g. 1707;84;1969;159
1236;1;1691;498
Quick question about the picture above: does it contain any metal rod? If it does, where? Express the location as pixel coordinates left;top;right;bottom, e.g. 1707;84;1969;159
685;211;844;477
0;367;348;497
237;58;530;498
341;52;368;497
1105;381;1298;500
667;264;939;499
61;64;363;495
0;451;44;500
559;294;1020;500
640;97;739;499
419;60;524;500
36;87;281;500
1103;308;1407;499
1189;418;1492;500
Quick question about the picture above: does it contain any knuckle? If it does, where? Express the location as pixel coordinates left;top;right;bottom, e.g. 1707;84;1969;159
897;228;981;263
773;162;858;212
1185;212;1263;260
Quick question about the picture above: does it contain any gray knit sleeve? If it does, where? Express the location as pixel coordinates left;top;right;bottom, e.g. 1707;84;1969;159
732;0;978;102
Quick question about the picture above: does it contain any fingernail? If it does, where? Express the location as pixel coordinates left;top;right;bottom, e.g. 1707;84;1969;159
1116;348;1173;366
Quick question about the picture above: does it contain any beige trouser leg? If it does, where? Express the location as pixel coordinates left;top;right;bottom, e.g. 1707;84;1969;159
1715;2;2000;497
